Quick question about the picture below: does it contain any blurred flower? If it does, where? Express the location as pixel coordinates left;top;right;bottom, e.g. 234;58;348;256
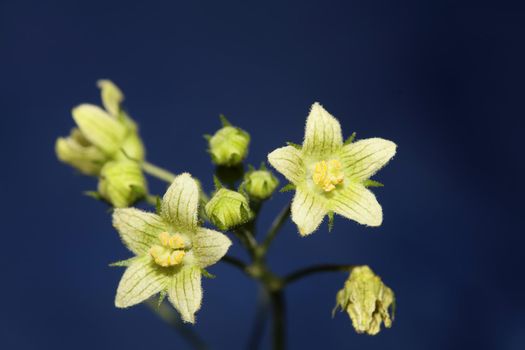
334;266;395;335
206;116;250;166
112;173;231;323
55;127;108;176
267;102;396;236
97;79;123;117
242;164;279;200
55;80;145;176
205;188;252;230
98;160;147;208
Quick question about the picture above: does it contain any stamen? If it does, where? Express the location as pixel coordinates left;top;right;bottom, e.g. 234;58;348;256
312;159;344;192
149;232;188;267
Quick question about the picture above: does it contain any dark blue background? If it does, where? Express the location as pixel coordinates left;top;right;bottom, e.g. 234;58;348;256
2;1;524;349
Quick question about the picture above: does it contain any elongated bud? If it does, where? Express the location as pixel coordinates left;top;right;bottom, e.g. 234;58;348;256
98;160;147;208
205;188;252;230
72;104;127;155
243;169;279;200
334;266;395;335
97;79;124;117
208;122;250;166
55;128;108;175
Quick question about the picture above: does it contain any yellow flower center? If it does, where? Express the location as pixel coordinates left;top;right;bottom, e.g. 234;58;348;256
149;232;188;267
312;159;344;192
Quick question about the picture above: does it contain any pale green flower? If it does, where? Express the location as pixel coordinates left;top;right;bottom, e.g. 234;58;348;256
242;164;279;200
205;188;252;230
333;266;395;335
56;80;145;176
98;160;147;208
112;173;231;323
207;116;250;166
268;102;396;236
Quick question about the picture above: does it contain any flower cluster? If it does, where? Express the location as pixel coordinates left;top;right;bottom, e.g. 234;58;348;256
55;80;146;207
56;82;398;337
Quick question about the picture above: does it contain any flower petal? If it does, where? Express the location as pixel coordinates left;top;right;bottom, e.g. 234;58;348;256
291;187;328;236
340;138;396;182
302;102;343;156
161;173;199;230
97;79;124;117
267;146;305;184
55;129;107;175
115;256;169;308
330;183;383;226
113;208;168;255
192;228;232;268
72;104;127;155
168;266;202;323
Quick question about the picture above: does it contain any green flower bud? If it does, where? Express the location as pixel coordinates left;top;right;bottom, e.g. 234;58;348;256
208;124;250;166
243;169;279;200
98;160;147;208
205;188;252;230
55;128;108;175
334;266;395;335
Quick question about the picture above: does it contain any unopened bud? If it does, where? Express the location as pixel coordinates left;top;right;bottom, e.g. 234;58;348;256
97;79;124;117
205;188;252;230
243;169;279;200
98;160;147;208
208;124;250;166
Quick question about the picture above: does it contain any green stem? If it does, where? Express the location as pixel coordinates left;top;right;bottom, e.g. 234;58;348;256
142;161;176;183
283;264;356;286
221;255;249;274
145;299;207;350
247;288;270;350
269;289;286;350
232;226;259;259
144;194;159;206
261;203;291;253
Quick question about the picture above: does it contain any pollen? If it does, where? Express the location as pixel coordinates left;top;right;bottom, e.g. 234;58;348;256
149;232;188;267
312;159;344;192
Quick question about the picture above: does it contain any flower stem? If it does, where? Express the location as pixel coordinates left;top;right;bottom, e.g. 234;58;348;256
142;161;176;183
261;202;291;253
269;289;286;350
283;264;356;286
145;298;207;350
220;255;249;273
246;288;270;350
232;227;259;259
